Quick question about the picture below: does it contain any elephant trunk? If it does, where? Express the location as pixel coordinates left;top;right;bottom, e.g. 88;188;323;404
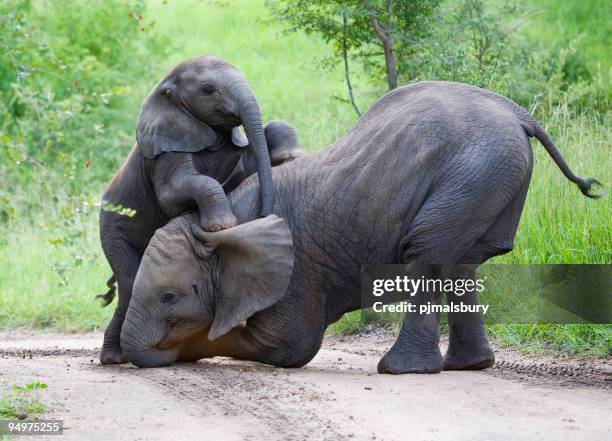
237;90;274;216
120;307;178;368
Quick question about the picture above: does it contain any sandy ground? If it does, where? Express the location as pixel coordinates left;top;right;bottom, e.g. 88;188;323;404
0;331;610;441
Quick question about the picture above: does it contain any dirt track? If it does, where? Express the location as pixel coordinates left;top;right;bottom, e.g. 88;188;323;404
0;331;610;441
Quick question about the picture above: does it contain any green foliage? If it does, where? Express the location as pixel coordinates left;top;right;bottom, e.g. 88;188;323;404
268;0;610;122
417;0;610;119
267;0;441;93
419;0;523;93
0;381;48;419
100;200;137;218
0;0;168;191
0;1;168;329
524;0;610;75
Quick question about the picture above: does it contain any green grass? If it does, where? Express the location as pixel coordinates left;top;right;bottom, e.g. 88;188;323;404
488;324;611;357
0;0;610;357
494;111;611;265
0;213;110;331
0;381;47;420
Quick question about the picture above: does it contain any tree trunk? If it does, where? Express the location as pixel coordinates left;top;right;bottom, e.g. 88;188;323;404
368;2;398;90
381;39;398;90
342;13;361;116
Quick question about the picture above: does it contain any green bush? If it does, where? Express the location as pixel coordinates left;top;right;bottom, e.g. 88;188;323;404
0;0;169;195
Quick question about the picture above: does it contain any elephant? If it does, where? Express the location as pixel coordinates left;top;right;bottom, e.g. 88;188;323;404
98;55;302;365
119;81;599;372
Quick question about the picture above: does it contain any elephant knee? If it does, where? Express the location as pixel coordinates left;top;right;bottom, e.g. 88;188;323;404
278;332;324;368
253;328;323;368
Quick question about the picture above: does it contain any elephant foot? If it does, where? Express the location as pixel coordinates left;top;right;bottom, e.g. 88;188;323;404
100;346;128;365
200;213;238;232
378;346;443;375
443;325;495;370
443;343;495;370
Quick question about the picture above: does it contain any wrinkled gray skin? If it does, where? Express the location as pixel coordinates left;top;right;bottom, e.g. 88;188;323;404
98;55;302;365
121;81;598;373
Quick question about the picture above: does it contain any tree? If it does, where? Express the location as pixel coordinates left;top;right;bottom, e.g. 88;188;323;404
267;0;441;115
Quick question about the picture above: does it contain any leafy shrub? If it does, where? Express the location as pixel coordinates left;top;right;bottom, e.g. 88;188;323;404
0;381;48;419
0;0;169;200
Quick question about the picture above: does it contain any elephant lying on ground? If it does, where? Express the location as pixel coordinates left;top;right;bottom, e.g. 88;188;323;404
98;55;302;365
119;81;598;373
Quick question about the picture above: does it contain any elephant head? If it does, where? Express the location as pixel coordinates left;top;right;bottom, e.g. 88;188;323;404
120;215;294;368
136;55;274;215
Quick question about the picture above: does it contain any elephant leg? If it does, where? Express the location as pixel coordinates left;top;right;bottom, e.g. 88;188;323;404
153;154;237;232
444;175;530;370
377;266;444;375
442;265;494;370
177;323;324;368
100;241;141;365
378;166;525;374
378;228;489;374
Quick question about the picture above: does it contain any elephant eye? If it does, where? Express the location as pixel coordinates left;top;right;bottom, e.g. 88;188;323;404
201;84;215;95
161;292;177;304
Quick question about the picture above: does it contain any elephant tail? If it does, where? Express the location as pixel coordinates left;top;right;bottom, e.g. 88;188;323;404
530;124;602;199
96;274;117;307
478;85;601;199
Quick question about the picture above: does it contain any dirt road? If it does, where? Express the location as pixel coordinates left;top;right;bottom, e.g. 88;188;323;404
0;331;610;441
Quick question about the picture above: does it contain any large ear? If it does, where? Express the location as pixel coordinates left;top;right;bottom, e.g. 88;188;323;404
191;215;294;340
137;81;218;159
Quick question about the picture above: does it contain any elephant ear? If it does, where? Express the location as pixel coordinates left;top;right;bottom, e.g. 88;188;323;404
191;215;294;340
137;82;218;159
231;126;249;148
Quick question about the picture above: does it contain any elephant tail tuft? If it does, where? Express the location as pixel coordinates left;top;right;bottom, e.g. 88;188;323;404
577;177;603;199
96;274;117;307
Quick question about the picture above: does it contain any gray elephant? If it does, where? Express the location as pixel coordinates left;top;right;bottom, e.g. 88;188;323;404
119;81;599;373
98;55;302;365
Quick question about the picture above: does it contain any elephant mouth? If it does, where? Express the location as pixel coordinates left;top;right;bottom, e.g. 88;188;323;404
217;111;241;127
155;320;206;351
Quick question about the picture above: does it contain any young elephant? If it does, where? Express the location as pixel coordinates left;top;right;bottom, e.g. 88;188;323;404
119;81;599;372
98;55;301;365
